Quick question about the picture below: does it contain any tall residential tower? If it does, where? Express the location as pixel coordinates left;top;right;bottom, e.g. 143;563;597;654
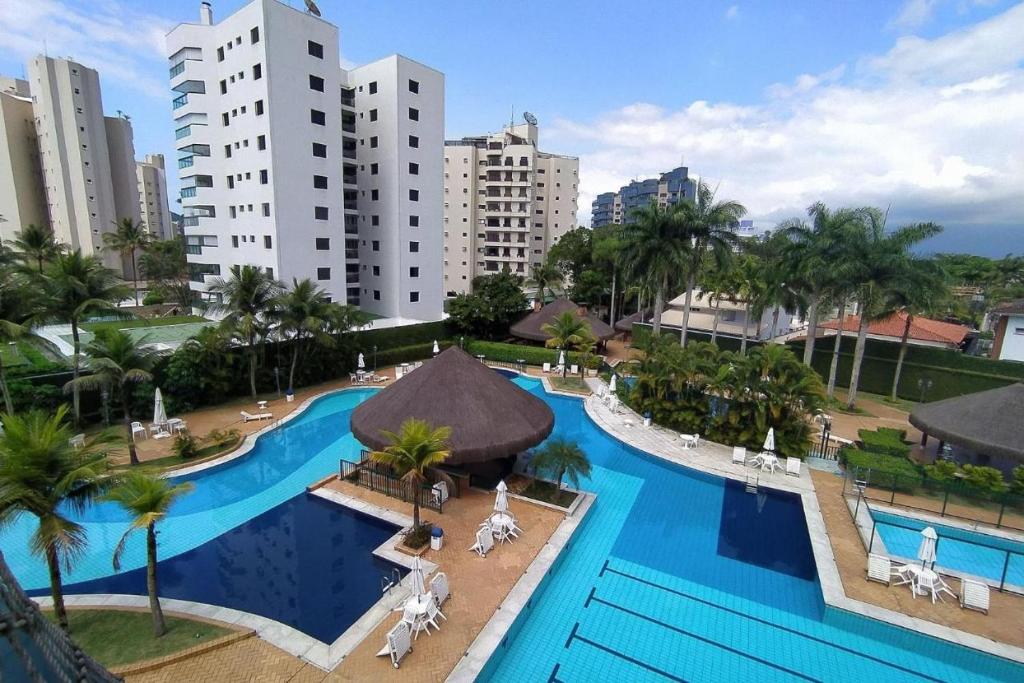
590;166;696;228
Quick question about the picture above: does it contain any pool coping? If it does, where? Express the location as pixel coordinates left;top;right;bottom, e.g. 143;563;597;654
580;381;1024;667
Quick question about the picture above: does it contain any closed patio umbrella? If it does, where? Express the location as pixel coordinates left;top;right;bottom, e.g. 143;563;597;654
917;527;938;568
153;388;167;426
609;374;617;393
357;353;365;371
432;340;440;355
494;479;509;514
557;350;566;368
762;428;776;453
410;555;426;596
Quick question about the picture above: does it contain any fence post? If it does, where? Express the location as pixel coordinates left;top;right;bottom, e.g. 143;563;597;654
996;501;1005;529
1000;553;1010;592
941;488;949;518
868;518;876;555
890;476;897;505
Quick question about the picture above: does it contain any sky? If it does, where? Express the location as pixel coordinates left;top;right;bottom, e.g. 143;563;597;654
0;0;1021;256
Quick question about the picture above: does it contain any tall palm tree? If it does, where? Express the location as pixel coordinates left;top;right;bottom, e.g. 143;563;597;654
38;251;130;425
369;418;451;532
672;180;746;345
732;254;763;355
844;209;942;409
103;218;152;306
885;258;948;401
531;438;591;490
208;265;282;398
526;260;563;304
274;278;356;393
541;311;596;378
591;225;624;326
12;223;63;273
64;329;158;466
0;407;119;631
747;230;803;341
618;201;690;337
104;471;193;637
0;265;38;414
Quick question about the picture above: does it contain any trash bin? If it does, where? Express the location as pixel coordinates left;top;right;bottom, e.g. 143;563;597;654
643;411;652;428
430;526;444;551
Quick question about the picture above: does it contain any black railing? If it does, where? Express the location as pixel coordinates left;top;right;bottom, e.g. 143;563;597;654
340;454;447;513
807;429;847;460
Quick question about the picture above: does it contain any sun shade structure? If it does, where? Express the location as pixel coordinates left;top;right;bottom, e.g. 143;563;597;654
510;298;616;342
909;383;1024;462
350;347;554;465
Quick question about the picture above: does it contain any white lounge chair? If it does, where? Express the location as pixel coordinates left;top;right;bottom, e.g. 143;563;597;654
68;433;86;449
680;434;699;449
240;410;273;422
130;421;147;441
867;553;892;585
732;446;747;465
469;525;495;557
570;364;579;375
430;572;450;609
377;620;412;668
786;457;801;477
542;362;551;373
960;578;989;614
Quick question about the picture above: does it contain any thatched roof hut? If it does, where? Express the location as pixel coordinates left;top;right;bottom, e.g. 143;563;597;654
350;347;554;465
510;298;615;342
908;383;1024;462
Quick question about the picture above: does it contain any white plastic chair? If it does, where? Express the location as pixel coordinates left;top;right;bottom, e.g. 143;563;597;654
422;597;443;633
542;362;551;373
731;446;747;465
430;572;450;609
867;553;892;585
381;620;412;668
570;364;579;375
68;433;86;449
431;481;449;506
786;457;801;477
469;525;494;557
680;434;699;449
130;421;147;441
960;578;989;614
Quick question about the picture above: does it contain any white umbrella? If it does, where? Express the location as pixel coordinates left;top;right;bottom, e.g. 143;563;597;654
762;428;776;453
153;388;167;426
410;555;426;597
557;350;566;367
917;526;938;567
609;374;617;393
357;353;365;370
494;479;509;514
432;340;440;355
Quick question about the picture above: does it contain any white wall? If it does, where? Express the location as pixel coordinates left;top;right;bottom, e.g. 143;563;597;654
998;314;1024;361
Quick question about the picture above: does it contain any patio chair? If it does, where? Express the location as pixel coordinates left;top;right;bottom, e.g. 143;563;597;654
892;564;916;587
731;446;747;465
866;553;892;585
469;525;495;557
349;373;358;383
379;620;412;669
130;421;147;441
542;362;551;373
680;434;699;449
430;572;450;609
960;578;989;614
240;410;273;422
431;481;449;506
570;364;579;375
422;597;443;634
68;433;85;449
786;457;801;477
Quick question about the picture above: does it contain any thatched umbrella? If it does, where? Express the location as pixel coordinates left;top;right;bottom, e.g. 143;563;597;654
350;347;554;465
909;383;1024;462
511;298;615;342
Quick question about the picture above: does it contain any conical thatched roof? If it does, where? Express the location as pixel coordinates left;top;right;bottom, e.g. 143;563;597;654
909;383;1024;462
350;347;554;464
510;298;615;342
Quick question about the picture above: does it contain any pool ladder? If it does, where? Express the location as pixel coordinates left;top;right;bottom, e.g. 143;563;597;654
745;474;759;494
381;567;402;596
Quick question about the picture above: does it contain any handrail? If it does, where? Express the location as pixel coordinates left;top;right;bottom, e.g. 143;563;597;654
340;456;445;513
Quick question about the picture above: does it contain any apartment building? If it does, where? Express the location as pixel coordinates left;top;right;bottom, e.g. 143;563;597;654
442;120;579;297
0;78;46;243
591;165;696;228
136;154;172;240
28;56;141;270
167;0;444;320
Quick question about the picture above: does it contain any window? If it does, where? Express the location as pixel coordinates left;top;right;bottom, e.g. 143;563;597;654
1015;327;1024;336
262;202;270;217
231;235;239;247
222;112;230;126
409;241;419;253
313;174;328;189
409;215;419;227
314;206;329;220
409;107;419;121
372;240;380;251
369;136;378;148
259;169;268;184
310;109;325;125
371;189;379;201
317;267;330;280
224;144;232;158
250;26;260;43
217;47;224;62
369;108;378;122
373;290;381;300
307;40;323;58
371;215;379;226
255;100;264;115
409;267;419;278
409;162;419;175
253;63;262;79
219;79;227;94
408;79;419;93
370;162;379;175
264;235;272;248
227;175;235;189
409;291;420;303
229;206;237;219
372;265;381;276
312;143;327;157
408;135;419;148
257;135;266;150
309;75;324;92
409;189;419;201
315;238;330;250
368;81;377;94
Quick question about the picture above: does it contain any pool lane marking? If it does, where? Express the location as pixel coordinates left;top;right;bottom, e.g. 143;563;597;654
589;594;819;682
565;621;690;683
601;564;946;683
547;663;563;683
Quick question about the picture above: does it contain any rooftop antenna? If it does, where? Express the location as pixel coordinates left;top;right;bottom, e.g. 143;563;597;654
305;0;322;17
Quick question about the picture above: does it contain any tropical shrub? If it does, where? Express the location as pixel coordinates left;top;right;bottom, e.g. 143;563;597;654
839;446;922;483
142;291;164;305
171;432;201;459
1012;466;1024;495
857;428;911;458
960;464;1008;494
206;428;240;450
923;459;959;482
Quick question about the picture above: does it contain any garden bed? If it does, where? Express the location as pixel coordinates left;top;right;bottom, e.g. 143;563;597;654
515;479;580;509
549;376;592;394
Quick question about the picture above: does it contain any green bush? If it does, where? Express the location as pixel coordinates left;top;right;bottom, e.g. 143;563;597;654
374;341;453;368
171;432;201;459
924;459;959;482
464;339;593;368
352;321;453;353
840;446;921;479
142;291;164;305
1011;466;1024;495
960;464;1008;494
857;427;911;458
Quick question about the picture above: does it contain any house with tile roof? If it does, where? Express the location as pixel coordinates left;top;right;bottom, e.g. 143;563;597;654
815;311;973;350
989;299;1024;362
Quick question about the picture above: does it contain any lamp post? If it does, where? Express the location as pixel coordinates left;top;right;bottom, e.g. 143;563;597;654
917;378;933;404
373;345;378;372
100;386;110;426
459;336;464;350
274;366;281;398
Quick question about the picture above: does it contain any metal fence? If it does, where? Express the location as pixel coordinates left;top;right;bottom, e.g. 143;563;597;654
339;452;453;513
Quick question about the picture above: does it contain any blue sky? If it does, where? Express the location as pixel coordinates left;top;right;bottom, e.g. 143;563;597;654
1;0;1021;255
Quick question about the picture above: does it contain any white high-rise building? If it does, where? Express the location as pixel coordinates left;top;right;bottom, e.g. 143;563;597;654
28;56;141;270
136;154;172;239
166;0;444;320
0;77;46;243
442;120;578;297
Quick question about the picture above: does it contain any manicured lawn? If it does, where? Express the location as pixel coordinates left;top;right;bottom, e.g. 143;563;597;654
549;376;591;394
82;315;208;333
46;609;232;668
519;479;578;508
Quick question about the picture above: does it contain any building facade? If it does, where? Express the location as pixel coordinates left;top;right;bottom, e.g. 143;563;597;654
0;78;46;243
989;300;1024;362
590;165;696;228
136;154;172;240
167;0;443;320
442;120;578;297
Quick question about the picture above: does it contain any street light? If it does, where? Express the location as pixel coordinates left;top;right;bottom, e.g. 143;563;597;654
917;378;933;404
373;345;378;371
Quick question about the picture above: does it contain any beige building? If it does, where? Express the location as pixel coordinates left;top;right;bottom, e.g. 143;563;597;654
442;119;578;296
136;153;172;239
658;289;795;341
0;77;46;243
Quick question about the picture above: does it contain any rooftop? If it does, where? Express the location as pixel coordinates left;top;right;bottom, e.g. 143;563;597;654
818;311;972;346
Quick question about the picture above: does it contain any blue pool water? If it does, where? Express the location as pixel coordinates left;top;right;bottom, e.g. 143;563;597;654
873;510;1024;588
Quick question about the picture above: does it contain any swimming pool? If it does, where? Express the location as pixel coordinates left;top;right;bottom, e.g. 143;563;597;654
872;509;1024;589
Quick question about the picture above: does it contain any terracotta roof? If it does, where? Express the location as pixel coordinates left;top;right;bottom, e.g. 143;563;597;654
991;299;1024;316
350;347;554;465
817;311;970;346
510;298;616;342
909;383;1024;462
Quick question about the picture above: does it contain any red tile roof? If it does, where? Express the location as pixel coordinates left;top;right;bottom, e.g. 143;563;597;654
818;311;971;345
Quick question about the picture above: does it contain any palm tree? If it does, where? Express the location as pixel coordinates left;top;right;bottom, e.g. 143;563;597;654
12;223;63;273
732;254;764;355
844;209;942;409
747;231;803;341
618;201;690;337
64;329;158;466
208;265;282;398
38;251;130;425
591;225;624;326
0;407;118;631
885;258;948;401
369;418;451;532
274;278;356;393
103;218;152;306
672;180;746;345
541;311;596;377
526;260;563;304
531;438;591;489
0;265;38;414
104;471;193;637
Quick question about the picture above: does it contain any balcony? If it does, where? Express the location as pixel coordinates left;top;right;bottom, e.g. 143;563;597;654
178;144;210;157
172;94;189;110
178;156;194;169
344;249;359;260
169;62;185;79
172;79;206;94
180;187;197;198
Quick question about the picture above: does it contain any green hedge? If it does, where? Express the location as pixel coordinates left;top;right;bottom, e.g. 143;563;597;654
857;427;911;458
374;341;453;368
352;320;454;353
464;340;599;368
840;447;921;479
632;323;760;353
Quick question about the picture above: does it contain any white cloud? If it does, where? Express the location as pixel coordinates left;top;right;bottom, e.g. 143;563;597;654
725;5;740;21
0;0;172;99
546;3;1024;240
889;0;939;30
